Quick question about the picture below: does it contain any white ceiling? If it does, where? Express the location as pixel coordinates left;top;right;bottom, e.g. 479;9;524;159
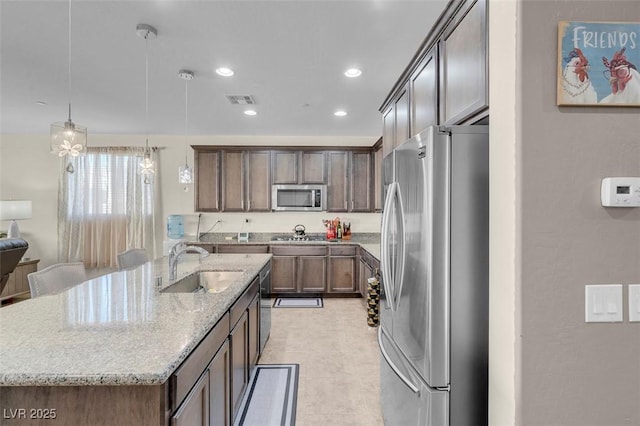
1;0;448;137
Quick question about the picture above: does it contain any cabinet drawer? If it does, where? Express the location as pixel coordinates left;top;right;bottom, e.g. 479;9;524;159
329;245;358;256
171;312;230;411
230;277;259;328
270;245;327;256
217;244;269;254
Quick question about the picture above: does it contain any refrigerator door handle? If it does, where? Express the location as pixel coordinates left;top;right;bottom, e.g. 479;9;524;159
378;327;420;395
380;181;398;312
393;186;406;311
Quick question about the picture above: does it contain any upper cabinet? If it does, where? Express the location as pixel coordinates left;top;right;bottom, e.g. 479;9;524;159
194;147;374;213
440;0;488;125
379;0;488;136
382;84;410;159
195;150;220;212
272;150;326;185
410;48;438;136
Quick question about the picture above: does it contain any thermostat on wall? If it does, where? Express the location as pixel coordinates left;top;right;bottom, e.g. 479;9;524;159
601;177;640;207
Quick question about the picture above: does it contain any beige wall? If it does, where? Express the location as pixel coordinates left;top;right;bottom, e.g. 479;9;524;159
0;134;380;268
513;0;640;425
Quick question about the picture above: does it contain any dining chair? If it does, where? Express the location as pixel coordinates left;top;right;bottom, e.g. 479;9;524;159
27;262;87;298
117;248;149;270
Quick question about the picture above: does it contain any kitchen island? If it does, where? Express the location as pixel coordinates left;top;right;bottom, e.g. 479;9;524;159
0;253;271;425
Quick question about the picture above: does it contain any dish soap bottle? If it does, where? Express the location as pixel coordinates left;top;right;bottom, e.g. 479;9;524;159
337;221;343;240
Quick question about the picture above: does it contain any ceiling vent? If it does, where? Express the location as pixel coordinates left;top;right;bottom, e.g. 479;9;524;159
226;95;257;105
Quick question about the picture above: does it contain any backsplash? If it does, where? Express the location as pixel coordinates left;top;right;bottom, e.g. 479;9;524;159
168;212;382;240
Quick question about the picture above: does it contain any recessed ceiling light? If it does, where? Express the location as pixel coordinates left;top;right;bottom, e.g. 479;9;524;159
35;101;48;106
344;68;362;78
216;67;234;77
334;110;347;117
244;110;257;116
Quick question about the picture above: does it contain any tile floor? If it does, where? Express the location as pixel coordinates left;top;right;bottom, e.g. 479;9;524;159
259;298;384;426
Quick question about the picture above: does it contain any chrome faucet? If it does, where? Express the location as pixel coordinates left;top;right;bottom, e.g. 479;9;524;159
168;242;210;281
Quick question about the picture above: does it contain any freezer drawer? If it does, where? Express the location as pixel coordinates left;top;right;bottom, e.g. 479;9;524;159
379;327;448;426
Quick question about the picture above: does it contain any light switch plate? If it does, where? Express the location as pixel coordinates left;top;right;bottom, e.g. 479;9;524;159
629;285;640;322
585;284;623;323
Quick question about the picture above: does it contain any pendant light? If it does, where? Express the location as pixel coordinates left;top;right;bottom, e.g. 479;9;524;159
178;70;194;190
136;23;157;184
50;0;87;174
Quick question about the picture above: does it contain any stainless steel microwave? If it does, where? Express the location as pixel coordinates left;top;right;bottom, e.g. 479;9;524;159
271;184;327;211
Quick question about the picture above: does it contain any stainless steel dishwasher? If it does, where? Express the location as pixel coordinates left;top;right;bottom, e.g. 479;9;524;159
259;262;271;354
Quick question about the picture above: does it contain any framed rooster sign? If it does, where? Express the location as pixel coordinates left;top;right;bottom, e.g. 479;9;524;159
557;21;640;106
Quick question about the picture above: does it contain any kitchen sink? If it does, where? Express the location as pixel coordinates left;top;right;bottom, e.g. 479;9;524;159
161;270;245;294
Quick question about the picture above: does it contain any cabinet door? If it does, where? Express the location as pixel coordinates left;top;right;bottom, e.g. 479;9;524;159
271;256;298;293
328;257;357;293
326;151;349;212
300;151;326;184
171;371;209;426
351;152;372;212
299;256;327;292
230;311;249;421
411;48;438;134
382;106;395;159
222;151;245;212
209;341;230;426
272;151;298;184
374;146;383;212
359;258;372;299
394;88;410;148
248;294;260;371
440;0;487;124
247;151;271;211
195;150;220;212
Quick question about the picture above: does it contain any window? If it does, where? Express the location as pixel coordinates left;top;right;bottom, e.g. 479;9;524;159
58;147;160;268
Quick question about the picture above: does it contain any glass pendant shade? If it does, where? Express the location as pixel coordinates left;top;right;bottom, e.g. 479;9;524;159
139;144;155;177
179;163;193;184
51;113;87;158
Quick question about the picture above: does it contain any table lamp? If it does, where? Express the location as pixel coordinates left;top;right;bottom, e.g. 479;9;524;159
0;200;32;238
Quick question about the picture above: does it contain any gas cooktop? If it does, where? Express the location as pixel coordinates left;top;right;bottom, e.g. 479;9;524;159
270;235;326;242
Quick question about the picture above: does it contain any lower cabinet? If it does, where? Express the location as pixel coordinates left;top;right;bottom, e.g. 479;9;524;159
172;371;210;426
171;275;262;426
270;245;327;294
328;246;358;293
217;245;269;254
230;311;249;420
209;341;231;426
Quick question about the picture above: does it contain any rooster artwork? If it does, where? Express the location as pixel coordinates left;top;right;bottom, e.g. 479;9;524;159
560;48;598;104
600;48;640;104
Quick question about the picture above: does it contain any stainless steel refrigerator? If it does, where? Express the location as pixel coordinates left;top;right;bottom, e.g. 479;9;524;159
379;125;489;426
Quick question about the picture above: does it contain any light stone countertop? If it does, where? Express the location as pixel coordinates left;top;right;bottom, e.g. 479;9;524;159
0;253;271;387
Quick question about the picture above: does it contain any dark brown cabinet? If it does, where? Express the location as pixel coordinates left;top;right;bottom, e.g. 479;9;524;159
328;246;358;293
270;245;327;294
208;341;230;426
248;294;260;372
217;245;269;254
247;151;271;211
195;151;220;212
221;151;245;212
327;151;349;212
394;87;410;147
271;151;298;184
195;146;375;213
230;311;248;421
327;151;373;212
171;370;209;426
382;105;395;159
411;48;438;134
439;0;487;124
374;143;383;211
300;151;326;184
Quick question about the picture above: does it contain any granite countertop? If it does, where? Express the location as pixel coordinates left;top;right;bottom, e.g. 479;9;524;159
0;253;271;387
193;232;381;261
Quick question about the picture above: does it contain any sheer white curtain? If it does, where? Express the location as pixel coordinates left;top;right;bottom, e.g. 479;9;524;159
58;147;162;268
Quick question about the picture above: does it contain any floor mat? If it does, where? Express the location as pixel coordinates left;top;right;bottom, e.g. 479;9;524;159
273;297;323;308
234;364;299;426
